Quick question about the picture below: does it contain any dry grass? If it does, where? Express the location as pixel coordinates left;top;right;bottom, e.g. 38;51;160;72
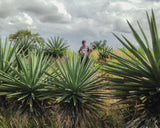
90;50;99;61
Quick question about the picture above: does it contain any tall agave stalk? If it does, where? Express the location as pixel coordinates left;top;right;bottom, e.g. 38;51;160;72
46;54;106;128
103;10;160;127
0;51;53;121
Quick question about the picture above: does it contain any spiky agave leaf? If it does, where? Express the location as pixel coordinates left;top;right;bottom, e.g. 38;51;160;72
46;36;69;58
0;38;19;109
16;36;35;54
103;10;160;127
99;46;113;60
46;54;106;128
0;51;54;119
0;38;19;72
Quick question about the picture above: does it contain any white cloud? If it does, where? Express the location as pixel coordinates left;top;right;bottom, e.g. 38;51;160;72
51;0;71;19
109;1;138;11
0;0;159;49
128;0;142;3
7;13;34;29
17;0;72;23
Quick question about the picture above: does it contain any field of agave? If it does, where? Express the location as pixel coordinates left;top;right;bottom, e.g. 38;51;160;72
0;10;159;128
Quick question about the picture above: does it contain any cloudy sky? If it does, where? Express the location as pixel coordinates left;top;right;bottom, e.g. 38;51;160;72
0;0;160;50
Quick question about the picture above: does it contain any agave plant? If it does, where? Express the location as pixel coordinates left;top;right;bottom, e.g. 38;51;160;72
46;36;69;58
0;38;19;108
0;38;19;72
46;54;105;128
0;51;53;120
98;46;113;61
90;40;107;50
16;36;34;54
103;10;160;127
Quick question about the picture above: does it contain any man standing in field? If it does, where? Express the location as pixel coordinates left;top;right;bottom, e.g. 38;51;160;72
79;40;93;64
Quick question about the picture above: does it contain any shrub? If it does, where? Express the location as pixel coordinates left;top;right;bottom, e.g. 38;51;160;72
0;51;54;122
46;36;69;58
98;46;113;61
90;40;107;50
46;54;106;128
103;10;160;128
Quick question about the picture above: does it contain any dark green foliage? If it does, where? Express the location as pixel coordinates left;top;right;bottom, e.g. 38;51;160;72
0;38;18;73
16;36;35;54
0;51;53;119
99;46;113;61
103;10;160;128
9;29;45;47
90;40;112;61
0;38;19;109
90;40;107;50
46;54;106;128
46;36;69;58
